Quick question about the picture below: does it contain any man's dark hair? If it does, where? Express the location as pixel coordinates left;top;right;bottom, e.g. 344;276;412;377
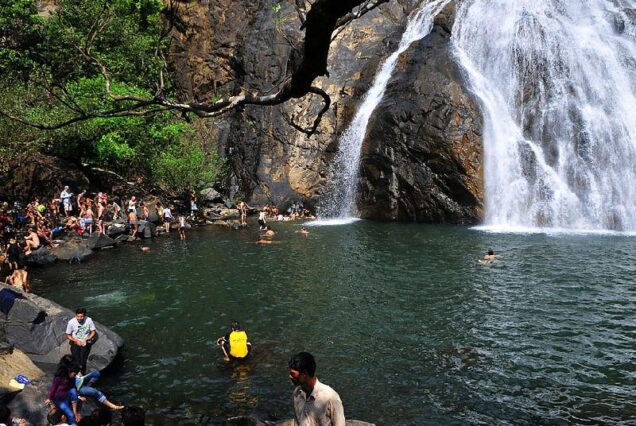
47;407;64;425
487;249;494;256
231;320;241;331
76;307;87;315
121;406;145;426
78;407;112;426
289;352;316;377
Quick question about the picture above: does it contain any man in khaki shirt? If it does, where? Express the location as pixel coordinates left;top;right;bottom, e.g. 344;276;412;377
289;352;345;426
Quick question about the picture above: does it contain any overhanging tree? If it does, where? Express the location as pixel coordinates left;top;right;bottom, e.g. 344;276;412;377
0;0;390;136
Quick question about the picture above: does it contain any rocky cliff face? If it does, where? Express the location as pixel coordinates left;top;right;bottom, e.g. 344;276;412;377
358;3;483;223
167;0;483;222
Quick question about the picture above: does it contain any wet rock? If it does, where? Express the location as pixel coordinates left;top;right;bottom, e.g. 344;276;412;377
50;239;93;263
0;283;123;372
359;1;483;223
106;221;127;239
26;246;56;266
86;233;116;250
219;208;240;219
138;220;156;238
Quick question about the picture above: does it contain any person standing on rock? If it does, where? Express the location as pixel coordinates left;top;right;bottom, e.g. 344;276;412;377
66;308;97;375
178;215;186;240
162;205;173;233
6;238;20;270
289;352;345;426
61;186;73;217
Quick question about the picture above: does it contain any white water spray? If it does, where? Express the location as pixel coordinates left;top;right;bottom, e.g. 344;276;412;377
317;0;452;221
453;0;636;232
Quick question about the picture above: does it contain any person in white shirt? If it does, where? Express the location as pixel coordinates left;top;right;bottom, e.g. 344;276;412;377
65;308;97;374
60;186;73;217
289;352;345;426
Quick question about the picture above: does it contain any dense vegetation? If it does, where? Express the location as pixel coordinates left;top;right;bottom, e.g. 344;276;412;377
0;0;225;193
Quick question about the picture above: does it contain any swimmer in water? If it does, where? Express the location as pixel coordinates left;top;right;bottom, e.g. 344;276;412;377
479;249;499;264
299;226;309;235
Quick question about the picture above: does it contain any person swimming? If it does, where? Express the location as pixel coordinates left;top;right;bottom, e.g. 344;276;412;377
479;249;499;264
299;226;309;235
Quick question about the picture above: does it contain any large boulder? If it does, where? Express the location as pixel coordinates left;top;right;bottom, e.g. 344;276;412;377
358;1;483;223
26;246;57;266
200;187;223;203
86;232;116;250
50;239;93;263
0;283;123;372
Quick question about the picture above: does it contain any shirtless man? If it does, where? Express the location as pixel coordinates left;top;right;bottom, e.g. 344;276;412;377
128;209;138;240
5;266;30;292
24;227;40;256
237;201;248;226
479;249;499;264
178;215;186;240
82;206;95;236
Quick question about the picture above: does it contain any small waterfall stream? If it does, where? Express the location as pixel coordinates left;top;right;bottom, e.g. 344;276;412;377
453;0;636;232
317;0;451;222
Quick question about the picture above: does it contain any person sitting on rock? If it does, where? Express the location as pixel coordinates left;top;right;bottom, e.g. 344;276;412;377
23;226;40;256
4;265;30;292
70;366;124;412
45;360;81;425
216;321;252;362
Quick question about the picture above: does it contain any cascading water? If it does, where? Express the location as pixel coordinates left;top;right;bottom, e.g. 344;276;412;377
452;0;636;232
316;0;451;222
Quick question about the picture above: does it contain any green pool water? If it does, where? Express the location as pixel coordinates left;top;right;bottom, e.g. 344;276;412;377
33;221;636;425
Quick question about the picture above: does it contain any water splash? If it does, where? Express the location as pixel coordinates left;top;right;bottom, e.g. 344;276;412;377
318;0;452;221
453;0;636;232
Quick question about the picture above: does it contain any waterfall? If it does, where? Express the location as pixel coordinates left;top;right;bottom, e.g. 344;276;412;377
317;0;452;222
452;0;636;232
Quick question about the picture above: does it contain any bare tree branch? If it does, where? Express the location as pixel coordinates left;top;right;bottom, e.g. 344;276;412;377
283;85;331;136
332;0;390;41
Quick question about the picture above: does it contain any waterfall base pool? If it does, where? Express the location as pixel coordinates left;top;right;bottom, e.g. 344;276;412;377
33;222;636;425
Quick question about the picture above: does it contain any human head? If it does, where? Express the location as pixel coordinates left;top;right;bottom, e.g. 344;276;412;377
75;307;87;322
289;352;316;387
121;406;145;426
64;186;69;190
47;406;67;425
487;249;494;256
231;321;241;331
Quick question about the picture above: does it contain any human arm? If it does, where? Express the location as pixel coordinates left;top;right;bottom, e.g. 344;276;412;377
328;397;346;426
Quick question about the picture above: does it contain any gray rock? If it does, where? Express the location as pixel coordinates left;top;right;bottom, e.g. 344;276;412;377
51;239;93;263
106;220;127;238
86;233;116;250
200;187;223;202
0;283;123;372
26;246;57;266
359;1;483;223
138;220;156;238
7;298;43;324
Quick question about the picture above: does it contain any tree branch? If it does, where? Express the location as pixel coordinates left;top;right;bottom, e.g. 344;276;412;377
3;0;376;136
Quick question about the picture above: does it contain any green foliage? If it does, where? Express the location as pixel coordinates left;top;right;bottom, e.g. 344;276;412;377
154;137;226;193
272;2;284;27
0;0;227;194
